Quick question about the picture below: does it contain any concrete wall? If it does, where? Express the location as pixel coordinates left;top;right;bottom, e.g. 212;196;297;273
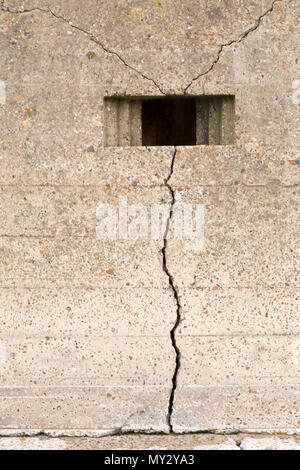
0;0;299;434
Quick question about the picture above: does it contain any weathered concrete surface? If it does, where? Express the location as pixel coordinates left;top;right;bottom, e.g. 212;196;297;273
0;433;300;450
167;1;300;433
0;434;241;450
239;435;300;450
0;0;299;435
0;4;176;431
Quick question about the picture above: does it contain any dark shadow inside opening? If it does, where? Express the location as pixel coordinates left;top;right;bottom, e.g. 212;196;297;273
142;98;196;146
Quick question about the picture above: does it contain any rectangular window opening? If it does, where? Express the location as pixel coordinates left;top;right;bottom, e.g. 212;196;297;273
104;95;235;147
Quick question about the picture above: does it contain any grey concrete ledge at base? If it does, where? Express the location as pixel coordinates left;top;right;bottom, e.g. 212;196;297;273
0;433;300;450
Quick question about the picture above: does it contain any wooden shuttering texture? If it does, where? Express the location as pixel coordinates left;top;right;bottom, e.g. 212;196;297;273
196;96;235;145
104;98;142;147
104;96;234;147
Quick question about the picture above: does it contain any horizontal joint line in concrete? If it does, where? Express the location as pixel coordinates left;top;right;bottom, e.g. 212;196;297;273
0;184;298;188
0;385;171;390
1;334;299;339
177;333;300;338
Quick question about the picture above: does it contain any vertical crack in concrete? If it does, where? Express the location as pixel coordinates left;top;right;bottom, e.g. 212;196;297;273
162;147;181;433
